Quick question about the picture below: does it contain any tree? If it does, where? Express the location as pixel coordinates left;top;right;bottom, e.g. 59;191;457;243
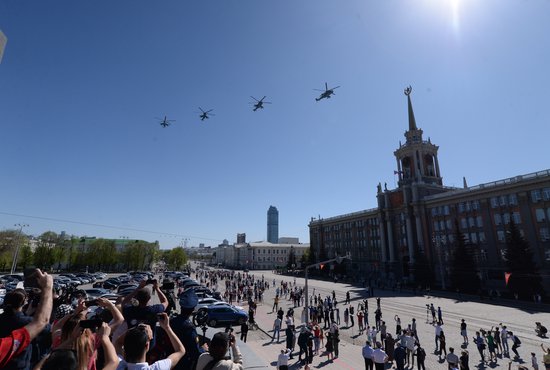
167;247;187;270
505;220;544;299
412;248;434;288
34;242;54;270
19;244;34;270
90;239;116;271
449;221;480;294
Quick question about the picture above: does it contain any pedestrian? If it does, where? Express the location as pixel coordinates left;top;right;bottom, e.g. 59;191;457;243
395;315;402;336
273;295;279;312
434;322;443;352
358;310;365;333
313;325;321;355
277;349;290;370
494;327;502;355
447;347;459;370
240;321;248;343
460;350;470;370
439;330;447;360
344;308;349;327
297;327;309;363
272;316;282;342
385;333;395;365
335;307;341;325
362;341;374;370
438;306;443;325
285;327;294;359
345;291;351;305
474;331;486;363
510;331;521;359
542;343;550;370
372;341;388;370
349;306;355;327
380;321;387;341
415;343;427;370
460;319;468;345
501;325;510;356
486;329;497;362
325;332;334;361
430;303;436;324
394;343;406;370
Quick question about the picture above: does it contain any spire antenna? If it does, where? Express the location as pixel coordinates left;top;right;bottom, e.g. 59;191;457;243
404;85;418;131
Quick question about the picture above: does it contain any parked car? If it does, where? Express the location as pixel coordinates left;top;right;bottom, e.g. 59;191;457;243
84;288;110;299
117;284;138;294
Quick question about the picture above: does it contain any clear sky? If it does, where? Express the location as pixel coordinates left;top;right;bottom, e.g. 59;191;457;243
1;0;549;249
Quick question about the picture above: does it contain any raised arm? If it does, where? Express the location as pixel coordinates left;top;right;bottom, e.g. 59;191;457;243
120;281;147;307
25;270;53;340
97;323;119;370
158;313;185;369
154;281;169;310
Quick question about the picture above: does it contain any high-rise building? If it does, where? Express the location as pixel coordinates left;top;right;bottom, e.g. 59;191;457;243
267;206;279;243
237;233;246;244
0;30;7;64
309;87;550;293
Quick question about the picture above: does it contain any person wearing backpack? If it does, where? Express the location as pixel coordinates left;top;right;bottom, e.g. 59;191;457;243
510;331;521;359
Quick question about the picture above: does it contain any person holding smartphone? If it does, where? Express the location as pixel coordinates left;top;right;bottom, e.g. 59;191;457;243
195;332;243;370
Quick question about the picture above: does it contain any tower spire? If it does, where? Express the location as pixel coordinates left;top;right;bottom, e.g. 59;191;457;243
404;85;418;131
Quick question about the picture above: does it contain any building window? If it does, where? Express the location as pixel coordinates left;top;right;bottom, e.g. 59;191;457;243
536;208;546;222
509;194;518;205
532;190;542;203
444;205;450;215
470;233;478;243
544;188;550;201
458;203;465;213
431;208;437;216
446;220;452;230
491;197;499;208
541;227;550;241
434;221;439;232
499;196;507;206
497;230;506;242
480;249;487;262
503;213;510;224
476;216;483;227
512;212;521;224
494;214;502;226
465;202;471;212
461;218;468;229
479;232;486;243
472;200;481;210
468;217;475;227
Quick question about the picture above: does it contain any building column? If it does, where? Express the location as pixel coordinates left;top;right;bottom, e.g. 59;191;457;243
386;217;395;263
396;158;402;181
406;215;415;262
378;216;387;262
415;211;424;253
434;155;441;178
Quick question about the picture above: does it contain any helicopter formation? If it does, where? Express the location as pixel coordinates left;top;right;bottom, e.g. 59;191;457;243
157;82;340;128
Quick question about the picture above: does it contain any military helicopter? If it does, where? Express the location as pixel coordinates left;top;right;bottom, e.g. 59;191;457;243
198;107;215;121
156;116;175;128
315;82;340;101
250;96;272;111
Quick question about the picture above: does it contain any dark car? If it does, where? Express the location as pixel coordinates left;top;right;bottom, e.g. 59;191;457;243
195;305;248;327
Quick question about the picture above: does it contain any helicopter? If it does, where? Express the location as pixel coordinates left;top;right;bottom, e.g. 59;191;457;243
250;96;272;111
198;107;215;121
315;82;340;101
156;116;175;128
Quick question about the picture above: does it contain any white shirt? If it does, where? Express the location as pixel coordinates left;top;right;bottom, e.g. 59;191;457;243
435;325;442;337
362;345;374;359
116;358;171;370
372;348;388;363
278;352;290;366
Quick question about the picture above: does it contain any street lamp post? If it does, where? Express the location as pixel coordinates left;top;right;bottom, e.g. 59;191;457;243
11;223;29;274
304;253;351;325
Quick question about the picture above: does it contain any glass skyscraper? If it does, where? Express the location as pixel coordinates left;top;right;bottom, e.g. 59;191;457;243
267;206;279;243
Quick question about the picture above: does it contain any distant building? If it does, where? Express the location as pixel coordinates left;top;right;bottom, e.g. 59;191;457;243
211;241;309;270
309;87;550;292
237;233;246;244
267;206;279;243
279;237;299;244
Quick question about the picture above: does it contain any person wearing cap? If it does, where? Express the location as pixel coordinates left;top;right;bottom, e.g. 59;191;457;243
121;279;168;348
171;288;208;370
195;332;243;370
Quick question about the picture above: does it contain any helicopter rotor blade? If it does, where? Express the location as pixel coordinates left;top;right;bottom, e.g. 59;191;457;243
260;96;266;102
332;86;341;90
325;82;328;90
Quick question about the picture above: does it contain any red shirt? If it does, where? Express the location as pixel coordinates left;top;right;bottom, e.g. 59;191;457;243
0;327;31;368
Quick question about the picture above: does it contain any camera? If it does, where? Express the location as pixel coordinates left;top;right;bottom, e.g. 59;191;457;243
84;299;99;307
146;279;157;285
161;281;175;290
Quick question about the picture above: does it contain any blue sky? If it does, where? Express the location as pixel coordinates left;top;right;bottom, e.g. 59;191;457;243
1;0;549;249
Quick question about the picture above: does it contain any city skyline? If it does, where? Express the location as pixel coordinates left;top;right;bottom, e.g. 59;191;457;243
1;1;549;248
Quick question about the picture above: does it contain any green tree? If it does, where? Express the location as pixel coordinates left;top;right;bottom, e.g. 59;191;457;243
19;244;34;270
505;220;544;299
90;239;117;271
449;221;480;294
412;248;434;288
34;242;54;270
167;247;187;270
51;245;66;272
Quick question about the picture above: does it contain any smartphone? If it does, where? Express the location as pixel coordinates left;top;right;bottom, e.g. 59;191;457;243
146;279;157;285
79;319;103;329
84;299;98;307
24;268;40;289
157;313;165;321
